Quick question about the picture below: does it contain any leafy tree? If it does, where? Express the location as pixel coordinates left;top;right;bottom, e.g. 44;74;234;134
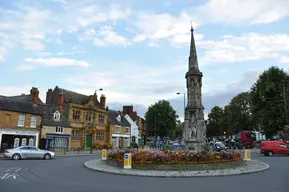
227;92;252;133
250;66;289;137
145;100;178;138
206;106;226;137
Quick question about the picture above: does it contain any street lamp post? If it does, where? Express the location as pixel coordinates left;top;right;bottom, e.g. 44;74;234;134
176;92;186;122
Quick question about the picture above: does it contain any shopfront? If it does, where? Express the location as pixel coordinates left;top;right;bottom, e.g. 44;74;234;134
0;128;39;152
111;134;130;148
45;133;70;151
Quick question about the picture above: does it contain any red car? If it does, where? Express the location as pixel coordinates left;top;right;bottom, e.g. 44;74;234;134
260;140;289;156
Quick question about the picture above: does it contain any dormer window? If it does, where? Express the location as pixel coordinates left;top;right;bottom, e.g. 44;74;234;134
54;111;60;121
116;115;121;122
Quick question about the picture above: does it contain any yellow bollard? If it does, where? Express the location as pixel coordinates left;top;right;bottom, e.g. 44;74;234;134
123;153;132;169
101;149;107;160
244;149;251;161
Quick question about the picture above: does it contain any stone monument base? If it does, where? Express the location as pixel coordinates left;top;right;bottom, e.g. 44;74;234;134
183;140;206;151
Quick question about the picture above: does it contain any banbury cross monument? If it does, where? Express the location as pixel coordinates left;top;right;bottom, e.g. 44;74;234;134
181;26;207;151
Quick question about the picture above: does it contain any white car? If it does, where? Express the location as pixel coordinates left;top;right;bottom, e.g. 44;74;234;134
4;146;55;160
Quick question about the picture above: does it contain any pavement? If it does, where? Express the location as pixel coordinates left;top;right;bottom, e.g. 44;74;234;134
0;151;289;192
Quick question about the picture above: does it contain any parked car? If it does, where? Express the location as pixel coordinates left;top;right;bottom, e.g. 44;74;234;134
212;142;227;152
4;146;55;160
260;140;289;156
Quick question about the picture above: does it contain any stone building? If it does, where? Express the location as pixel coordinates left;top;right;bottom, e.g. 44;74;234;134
108;110;131;148
38;103;72;151
0;88;42;152
45;86;109;150
182;26;207;150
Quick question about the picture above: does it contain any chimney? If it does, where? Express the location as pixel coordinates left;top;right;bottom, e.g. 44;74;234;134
93;91;98;103
57;92;64;111
30;87;39;105
100;94;106;109
46;89;53;104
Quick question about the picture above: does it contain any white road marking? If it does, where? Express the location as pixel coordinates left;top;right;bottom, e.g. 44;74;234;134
0;167;23;180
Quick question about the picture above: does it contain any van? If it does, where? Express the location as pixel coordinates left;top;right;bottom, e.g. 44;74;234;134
260;140;289;156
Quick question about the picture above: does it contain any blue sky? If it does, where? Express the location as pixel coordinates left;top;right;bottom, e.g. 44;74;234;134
1;0;289;119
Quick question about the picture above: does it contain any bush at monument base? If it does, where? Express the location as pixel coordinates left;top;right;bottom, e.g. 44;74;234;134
93;142;112;150
108;150;243;165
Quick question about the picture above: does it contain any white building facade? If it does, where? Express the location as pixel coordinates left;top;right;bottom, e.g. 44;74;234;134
125;114;139;145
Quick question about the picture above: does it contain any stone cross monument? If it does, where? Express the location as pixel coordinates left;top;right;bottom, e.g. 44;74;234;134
181;26;207;151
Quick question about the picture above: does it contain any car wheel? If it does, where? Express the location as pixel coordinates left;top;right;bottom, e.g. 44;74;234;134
43;153;51;160
12;153;21;160
268;151;273;156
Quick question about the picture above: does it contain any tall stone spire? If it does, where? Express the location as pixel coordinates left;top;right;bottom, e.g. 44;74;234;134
182;26;207;151
188;25;200;73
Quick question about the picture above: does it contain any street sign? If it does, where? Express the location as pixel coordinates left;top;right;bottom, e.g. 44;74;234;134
124;154;129;159
123;153;131;169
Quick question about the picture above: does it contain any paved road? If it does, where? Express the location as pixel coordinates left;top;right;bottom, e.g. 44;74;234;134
0;153;288;192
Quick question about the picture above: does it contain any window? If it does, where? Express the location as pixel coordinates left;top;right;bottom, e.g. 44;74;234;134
125;127;130;134
48;138;68;148
5;114;11;124
56;127;63;133
54;111;60;121
17;113;25;127
96;131;104;141
124;138;130;147
99;114;105;124
116;126;121;133
72;129;81;140
72;110;81;120
86;113;92;122
30;115;37;128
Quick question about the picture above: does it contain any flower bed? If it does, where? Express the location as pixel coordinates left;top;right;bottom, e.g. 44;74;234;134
93;142;112;150
107;150;243;170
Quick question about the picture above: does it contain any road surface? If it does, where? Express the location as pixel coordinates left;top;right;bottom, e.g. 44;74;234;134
0;153;288;192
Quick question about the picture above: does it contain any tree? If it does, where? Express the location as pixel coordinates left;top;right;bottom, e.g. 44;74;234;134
145;100;178;138
250;66;289;137
227;92;252;134
206;106;226;137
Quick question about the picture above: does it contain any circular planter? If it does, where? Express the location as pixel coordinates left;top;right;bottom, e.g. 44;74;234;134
107;159;244;171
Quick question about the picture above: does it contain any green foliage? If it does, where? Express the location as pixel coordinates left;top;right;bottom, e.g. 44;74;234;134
145;100;178;137
206;106;227;137
227;92;252;133
130;142;138;148
250;66;289;137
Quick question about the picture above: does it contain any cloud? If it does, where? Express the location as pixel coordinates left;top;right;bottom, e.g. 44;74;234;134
197;33;289;64
63;60;187;105
196;0;289;25
92;25;131;47
0;47;5;61
131;12;203;45
20;57;90;69
147;42;159;48
16;64;36;71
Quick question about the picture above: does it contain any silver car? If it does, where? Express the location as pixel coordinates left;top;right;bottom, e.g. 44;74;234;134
4;146;55;160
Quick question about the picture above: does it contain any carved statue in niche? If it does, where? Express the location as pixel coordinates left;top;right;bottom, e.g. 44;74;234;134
190;126;197;138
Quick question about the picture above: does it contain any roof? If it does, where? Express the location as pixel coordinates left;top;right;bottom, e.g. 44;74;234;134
0;95;42;115
38;104;71;128
10;94;44;105
55;86;101;107
108;110;131;127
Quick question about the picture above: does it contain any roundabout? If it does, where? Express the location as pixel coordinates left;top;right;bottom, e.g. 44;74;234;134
84;150;269;177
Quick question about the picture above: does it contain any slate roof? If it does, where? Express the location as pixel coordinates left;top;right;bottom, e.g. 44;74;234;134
38;104;71;128
0;95;42;115
55;86;101;107
10;94;44;105
108;110;131;127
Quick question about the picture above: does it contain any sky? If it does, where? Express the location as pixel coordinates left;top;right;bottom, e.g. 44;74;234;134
0;0;289;120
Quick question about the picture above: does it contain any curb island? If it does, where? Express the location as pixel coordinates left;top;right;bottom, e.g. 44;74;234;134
84;159;269;178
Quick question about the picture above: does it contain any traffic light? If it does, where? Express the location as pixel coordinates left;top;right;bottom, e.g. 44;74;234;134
141;136;145;145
